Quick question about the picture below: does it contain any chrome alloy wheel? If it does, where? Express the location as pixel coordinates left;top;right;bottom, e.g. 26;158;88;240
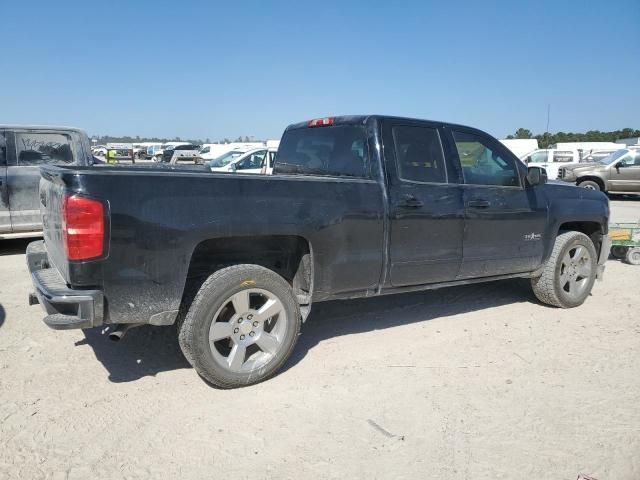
559;245;593;301
208;288;288;373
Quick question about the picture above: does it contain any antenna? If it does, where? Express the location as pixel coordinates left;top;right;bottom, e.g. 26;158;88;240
546;104;551;133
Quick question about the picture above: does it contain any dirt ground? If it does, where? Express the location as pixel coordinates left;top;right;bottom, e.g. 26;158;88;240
1;199;639;480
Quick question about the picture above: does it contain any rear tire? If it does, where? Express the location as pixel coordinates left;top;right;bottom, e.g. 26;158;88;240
625;247;640;265
531;231;597;308
578;180;601;191
178;264;301;388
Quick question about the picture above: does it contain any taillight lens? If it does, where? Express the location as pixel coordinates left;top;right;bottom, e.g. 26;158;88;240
308;117;334;127
63;195;105;261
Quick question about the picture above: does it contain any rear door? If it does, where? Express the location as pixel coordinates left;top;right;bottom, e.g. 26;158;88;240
382;119;465;287
0;130;10;233
447;127;547;278
7;130;76;232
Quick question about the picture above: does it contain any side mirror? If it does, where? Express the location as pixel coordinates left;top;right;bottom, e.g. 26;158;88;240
526;166;547;186
617;161;627;168
229;163;237;172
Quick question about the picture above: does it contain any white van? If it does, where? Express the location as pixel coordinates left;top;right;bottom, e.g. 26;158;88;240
521;149;581;180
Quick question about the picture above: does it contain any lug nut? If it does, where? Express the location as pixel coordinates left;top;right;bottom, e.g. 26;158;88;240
253;321;258;327
240;335;245;340
233;328;239;334
249;331;255;337
247;314;253;320
238;318;243;323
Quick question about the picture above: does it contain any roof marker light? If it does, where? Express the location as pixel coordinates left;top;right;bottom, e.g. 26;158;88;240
307;117;334;128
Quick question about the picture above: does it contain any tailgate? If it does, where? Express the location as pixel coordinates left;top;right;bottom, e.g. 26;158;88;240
39;168;69;281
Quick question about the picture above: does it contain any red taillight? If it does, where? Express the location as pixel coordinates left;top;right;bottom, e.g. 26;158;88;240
307;117;334;127
63;195;105;261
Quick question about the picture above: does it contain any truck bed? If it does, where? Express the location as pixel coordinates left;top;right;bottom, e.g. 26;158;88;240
39;164;386;326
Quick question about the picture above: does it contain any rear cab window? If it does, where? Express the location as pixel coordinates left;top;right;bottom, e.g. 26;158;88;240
274;124;370;178
14;132;75;166
392;125;451;184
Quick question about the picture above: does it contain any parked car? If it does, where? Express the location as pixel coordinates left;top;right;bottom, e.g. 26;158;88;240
153;142;189;162
521;148;580;179
92;145;108;156
27;115;610;388
0;125;94;239
208;148;270;173
145;144;163;160
198;143;265;164
204;147;255;171
558;149;640;193
166;144;200;163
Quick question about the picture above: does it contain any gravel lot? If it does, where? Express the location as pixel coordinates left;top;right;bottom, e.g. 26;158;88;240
1;198;639;480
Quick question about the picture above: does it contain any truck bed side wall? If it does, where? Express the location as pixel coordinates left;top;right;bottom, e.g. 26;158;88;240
45;168;385;325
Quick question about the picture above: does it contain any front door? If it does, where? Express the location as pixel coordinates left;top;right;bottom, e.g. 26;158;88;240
7;130;76;232
609;151;640;192
0;131;10;234
446;127;548;279
383;120;465;287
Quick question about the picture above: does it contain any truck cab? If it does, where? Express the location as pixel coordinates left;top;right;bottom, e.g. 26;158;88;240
0;125;93;239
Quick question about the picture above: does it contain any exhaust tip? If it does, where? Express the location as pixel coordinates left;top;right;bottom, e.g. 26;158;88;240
107;324;140;342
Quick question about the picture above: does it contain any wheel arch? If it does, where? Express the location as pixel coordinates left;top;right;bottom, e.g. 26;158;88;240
577;176;606;191
180;235;314;322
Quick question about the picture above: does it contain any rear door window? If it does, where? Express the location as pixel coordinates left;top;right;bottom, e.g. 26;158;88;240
275;125;369;178
392;125;449;183
15;132;74;166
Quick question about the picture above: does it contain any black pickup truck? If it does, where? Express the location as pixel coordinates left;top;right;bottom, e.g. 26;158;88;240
27;115;610;388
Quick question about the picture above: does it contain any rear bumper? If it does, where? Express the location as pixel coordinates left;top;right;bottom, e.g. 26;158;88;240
26;240;104;330
596;234;611;280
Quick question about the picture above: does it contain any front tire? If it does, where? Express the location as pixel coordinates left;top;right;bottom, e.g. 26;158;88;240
178;265;301;388
531;231;597;308
578;180;601;191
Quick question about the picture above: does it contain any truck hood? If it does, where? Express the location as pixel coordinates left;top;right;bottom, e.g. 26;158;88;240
562;163;606;174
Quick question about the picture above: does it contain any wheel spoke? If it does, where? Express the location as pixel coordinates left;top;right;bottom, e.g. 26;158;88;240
209;321;233;342
562;252;572;267
230;291;250;315
572;246;584;261
228;343;247;370
255;298;283;322
559;269;569;287
255;332;279;355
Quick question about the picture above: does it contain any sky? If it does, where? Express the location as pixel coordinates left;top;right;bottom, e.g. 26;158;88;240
1;0;638;140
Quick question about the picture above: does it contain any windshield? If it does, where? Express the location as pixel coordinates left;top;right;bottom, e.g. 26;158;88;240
207;150;244;167
600;149;630;165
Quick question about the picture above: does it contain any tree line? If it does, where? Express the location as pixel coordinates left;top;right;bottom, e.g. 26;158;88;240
91;135;262;145
506;128;640;148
